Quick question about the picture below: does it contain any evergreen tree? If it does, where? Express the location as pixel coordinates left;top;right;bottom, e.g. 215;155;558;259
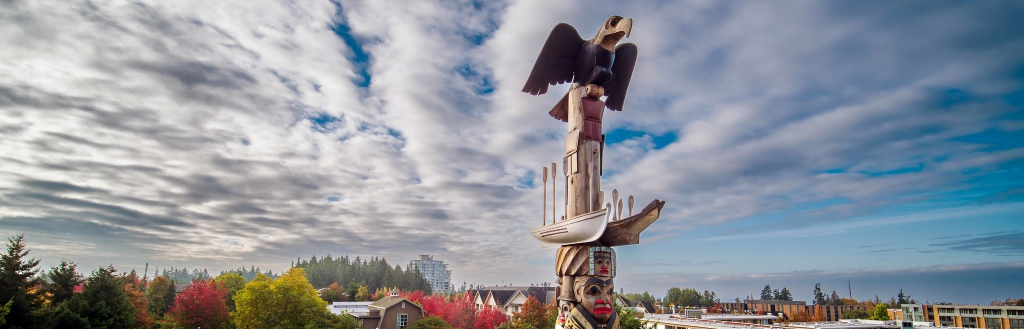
760;285;773;300
897;289;911;305
813;283;826;305
45;259;83;305
62;266;137;329
0;234;42;328
778;288;793;301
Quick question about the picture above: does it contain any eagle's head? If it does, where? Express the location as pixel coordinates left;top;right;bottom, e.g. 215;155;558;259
591;16;632;51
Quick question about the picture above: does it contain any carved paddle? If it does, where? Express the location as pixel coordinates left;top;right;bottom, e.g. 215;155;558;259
542;166;548;226
628;195;635;216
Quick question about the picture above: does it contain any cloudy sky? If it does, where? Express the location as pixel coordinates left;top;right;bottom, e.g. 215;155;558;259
2;0;1023;304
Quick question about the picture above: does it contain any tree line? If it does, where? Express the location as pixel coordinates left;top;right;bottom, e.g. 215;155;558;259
294;254;433;294
0;234;436;328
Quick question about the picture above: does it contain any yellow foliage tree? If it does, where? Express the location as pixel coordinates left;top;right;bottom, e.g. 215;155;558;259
356;285;370;301
232;268;328;328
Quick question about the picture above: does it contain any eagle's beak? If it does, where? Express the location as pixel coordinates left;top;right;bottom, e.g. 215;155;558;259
619;17;632;38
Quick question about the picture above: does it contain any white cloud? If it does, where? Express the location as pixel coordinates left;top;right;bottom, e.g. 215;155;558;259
1;0;1022;288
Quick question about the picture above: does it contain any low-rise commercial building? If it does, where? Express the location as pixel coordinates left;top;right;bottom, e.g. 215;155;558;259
900;304;1024;329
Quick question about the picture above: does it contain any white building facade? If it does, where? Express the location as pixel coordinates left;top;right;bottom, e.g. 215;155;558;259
410;255;452;294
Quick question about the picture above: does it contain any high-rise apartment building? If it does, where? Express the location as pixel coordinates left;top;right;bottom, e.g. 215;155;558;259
410;255;452;294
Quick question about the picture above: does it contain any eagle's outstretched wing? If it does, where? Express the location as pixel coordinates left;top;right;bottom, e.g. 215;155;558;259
522;23;585;95
604;43;637;111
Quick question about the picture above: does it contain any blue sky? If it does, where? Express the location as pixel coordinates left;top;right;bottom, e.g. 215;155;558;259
0;0;1022;304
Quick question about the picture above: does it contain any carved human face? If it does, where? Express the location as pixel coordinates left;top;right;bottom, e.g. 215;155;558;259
593;251;612;277
576;277;614;322
558;300;573;325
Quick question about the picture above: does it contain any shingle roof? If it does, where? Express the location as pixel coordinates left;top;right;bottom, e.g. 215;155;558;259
490;290;517;306
370;296;417;310
635;300;656;313
525;287;557;304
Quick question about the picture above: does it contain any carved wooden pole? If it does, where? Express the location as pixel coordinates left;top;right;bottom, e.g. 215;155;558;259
552;162;557;224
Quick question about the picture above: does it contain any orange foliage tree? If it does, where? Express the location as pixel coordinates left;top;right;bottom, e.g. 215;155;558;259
512;296;548;329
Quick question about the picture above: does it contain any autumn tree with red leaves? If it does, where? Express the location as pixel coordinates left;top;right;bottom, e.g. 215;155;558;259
401;290;425;304
474;306;507;329
164;279;230;329
421;293;477;329
321;282;348;303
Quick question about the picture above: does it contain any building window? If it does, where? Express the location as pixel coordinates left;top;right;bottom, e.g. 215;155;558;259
1009;310;1024;316
940;316;955;327
986;318;1002;329
1010;319;1024;329
398;314;408;329
984;309;1002;316
962;309;979;315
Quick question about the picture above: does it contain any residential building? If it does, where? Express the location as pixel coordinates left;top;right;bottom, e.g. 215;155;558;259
901;304;1024;329
410;255;453;294
344;296;424;329
469;286;557;320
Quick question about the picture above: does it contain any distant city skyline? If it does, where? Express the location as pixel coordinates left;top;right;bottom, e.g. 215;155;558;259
1;0;1022;306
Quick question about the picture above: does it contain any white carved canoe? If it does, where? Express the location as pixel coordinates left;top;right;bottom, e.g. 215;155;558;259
530;208;609;248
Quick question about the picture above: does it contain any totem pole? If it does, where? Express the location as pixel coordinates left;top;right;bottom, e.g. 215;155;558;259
523;16;666;329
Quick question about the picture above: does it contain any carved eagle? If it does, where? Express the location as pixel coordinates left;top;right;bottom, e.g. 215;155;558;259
522;16;638;121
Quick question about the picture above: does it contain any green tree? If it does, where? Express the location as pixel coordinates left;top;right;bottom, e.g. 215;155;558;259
213;272;247;311
0;234;42;328
305;312;360;329
622;292;657;306
829;291;842;305
616;302;649;329
760;285;773;300
61;266;138;329
870;303;890;320
355;285;370;301
0;299;12;326
233;268;329;328
410;316;453;329
778;288;793;301
812;283;825;305
146;276;175;319
896;289;912;305
700;290;719;308
44;259;83;305
664;287;701;307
